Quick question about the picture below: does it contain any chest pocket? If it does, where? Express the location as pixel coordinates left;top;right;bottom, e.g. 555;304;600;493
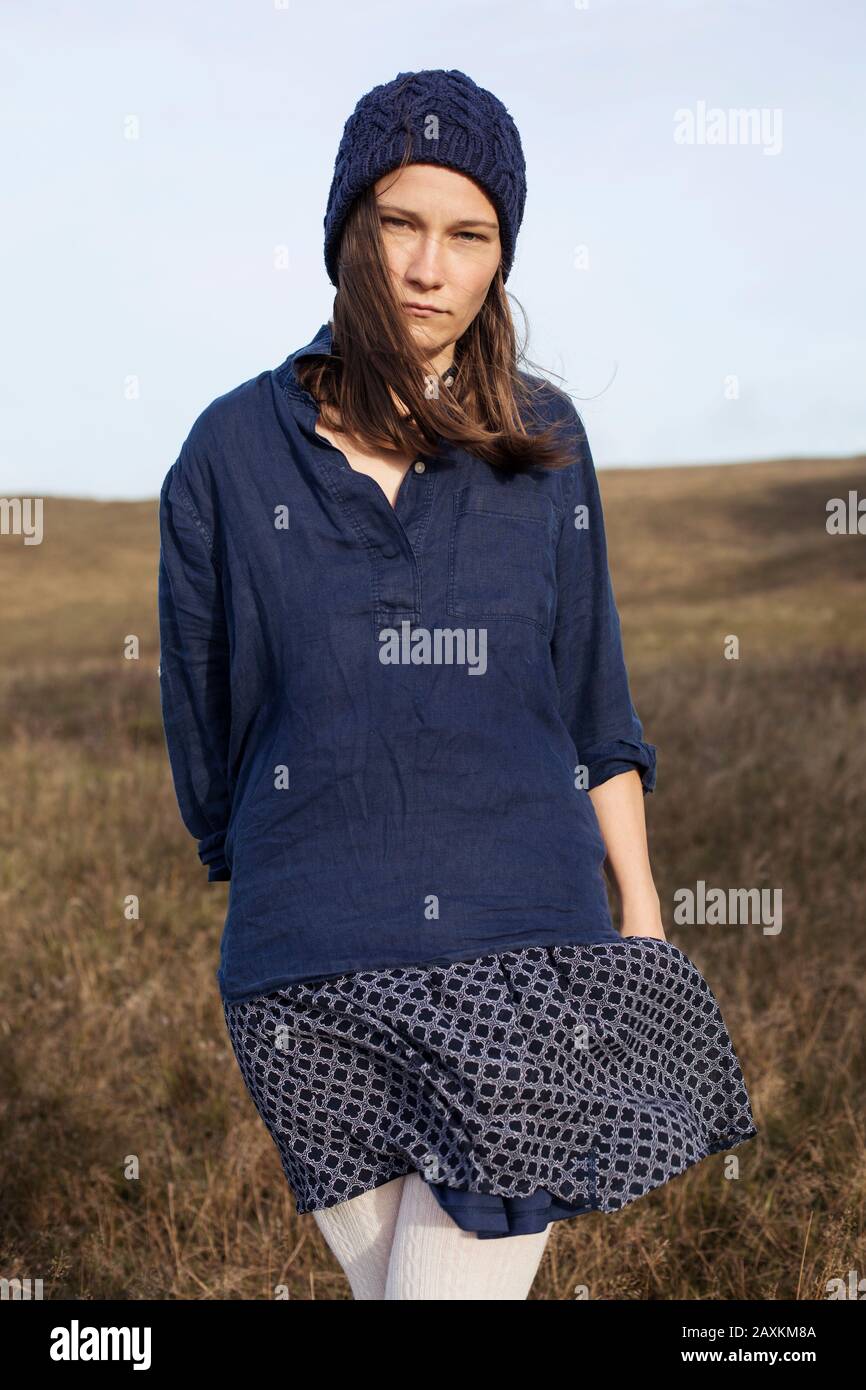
447;483;561;635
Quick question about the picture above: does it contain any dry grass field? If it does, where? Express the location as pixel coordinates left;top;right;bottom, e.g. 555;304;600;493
1;453;864;1299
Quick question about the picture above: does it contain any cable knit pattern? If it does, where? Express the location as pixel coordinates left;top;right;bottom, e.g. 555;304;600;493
323;68;527;286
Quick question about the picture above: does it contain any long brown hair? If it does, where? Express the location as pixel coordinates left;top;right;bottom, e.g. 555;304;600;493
295;138;579;474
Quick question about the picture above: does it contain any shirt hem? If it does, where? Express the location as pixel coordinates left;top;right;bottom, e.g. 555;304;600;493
217;927;626;1005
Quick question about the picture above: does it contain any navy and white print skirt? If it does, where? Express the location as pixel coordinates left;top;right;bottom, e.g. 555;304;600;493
222;939;759;1239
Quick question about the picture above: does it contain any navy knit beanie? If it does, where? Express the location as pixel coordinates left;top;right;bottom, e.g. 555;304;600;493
323;68;527;287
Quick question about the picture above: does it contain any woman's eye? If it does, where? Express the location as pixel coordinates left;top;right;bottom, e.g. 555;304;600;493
380;217;485;243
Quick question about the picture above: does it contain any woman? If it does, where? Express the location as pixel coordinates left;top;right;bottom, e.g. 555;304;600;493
157;68;758;1301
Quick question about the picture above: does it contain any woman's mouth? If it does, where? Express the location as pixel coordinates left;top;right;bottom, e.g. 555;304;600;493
403;303;444;317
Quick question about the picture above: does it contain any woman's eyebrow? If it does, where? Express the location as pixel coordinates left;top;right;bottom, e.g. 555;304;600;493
377;202;499;230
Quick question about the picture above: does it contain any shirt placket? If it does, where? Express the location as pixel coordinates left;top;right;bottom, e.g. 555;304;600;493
309;429;438;626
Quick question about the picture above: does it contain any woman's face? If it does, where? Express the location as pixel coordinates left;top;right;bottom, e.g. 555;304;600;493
373;162;502;363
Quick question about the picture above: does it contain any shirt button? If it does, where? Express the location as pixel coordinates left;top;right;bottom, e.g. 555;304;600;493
413;460;426;473
380;542;399;559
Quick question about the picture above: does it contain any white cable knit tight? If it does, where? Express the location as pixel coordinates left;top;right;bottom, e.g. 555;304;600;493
311;1172;552;1300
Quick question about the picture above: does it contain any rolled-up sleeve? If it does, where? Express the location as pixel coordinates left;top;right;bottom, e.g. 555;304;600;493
157;442;233;879
548;398;657;795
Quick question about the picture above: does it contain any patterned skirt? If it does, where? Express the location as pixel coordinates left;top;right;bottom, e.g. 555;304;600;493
222;938;759;1239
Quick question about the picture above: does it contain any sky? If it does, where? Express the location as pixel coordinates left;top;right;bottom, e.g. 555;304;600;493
2;0;864;499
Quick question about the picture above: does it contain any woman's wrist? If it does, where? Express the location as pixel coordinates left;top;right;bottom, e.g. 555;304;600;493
619;887;664;936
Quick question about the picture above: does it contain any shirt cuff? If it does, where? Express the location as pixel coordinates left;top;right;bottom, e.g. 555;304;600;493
581;738;657;794
198;829;231;880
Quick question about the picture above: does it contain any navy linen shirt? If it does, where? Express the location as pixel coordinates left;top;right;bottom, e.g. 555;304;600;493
157;321;656;1004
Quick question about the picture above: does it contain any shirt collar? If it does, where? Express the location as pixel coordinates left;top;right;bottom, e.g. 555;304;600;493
291;321;335;364
280;319;457;395
274;322;334;409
